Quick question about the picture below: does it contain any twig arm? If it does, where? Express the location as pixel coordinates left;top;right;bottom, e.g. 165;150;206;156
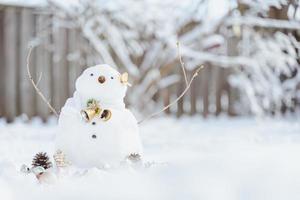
177;41;188;86
26;46;59;117
138;65;203;124
138;41;204;124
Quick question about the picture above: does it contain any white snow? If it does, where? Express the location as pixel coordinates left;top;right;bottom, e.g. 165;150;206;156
0;116;299;200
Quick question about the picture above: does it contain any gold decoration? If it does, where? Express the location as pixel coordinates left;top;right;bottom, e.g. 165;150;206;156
81;99;102;122
86;99;100;108
101;109;112;121
81;99;112;122
120;72;132;87
81;108;100;122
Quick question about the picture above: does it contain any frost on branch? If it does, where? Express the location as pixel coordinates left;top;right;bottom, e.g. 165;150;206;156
46;0;225;113
228;0;300;116
230;30;300;115
43;0;299;116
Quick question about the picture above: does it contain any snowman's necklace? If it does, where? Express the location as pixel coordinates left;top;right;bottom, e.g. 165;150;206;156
80;99;112;122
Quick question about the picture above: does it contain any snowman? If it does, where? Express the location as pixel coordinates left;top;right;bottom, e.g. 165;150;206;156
55;64;143;169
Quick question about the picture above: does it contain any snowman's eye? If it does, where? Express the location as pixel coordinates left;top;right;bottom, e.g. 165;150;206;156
111;77;114;79
90;73;94;76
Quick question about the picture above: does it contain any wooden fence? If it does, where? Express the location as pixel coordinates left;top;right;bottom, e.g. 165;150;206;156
0;5;236;122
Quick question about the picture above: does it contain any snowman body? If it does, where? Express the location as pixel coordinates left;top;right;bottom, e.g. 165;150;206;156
56;64;143;168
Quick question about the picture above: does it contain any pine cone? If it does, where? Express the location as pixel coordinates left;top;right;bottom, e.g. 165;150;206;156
32;152;52;170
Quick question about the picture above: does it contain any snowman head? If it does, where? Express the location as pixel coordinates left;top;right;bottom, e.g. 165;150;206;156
75;64;128;102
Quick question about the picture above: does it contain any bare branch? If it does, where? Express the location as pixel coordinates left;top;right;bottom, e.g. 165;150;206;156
36;72;43;87
26;46;59;117
176;41;188;86
138;65;204;124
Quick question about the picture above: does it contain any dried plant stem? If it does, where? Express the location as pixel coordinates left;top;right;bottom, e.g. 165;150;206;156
26;46;59;117
138;42;203;124
138;65;204;124
176;41;188;86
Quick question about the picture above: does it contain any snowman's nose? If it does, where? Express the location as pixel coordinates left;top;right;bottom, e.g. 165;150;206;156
98;76;106;84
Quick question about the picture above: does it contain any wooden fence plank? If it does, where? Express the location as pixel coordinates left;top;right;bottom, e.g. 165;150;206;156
15;8;21;117
48;15;55;117
176;66;185;117
19;8;35;118
35;14;52;120
52;26;68;112
215;67;225;115
67;29;81;96
4;7;18;121
226;36;240;116
0;6;241;121
161;87;171;114
225;68;236;116
209;65;217;115
200;64;210;117
190;84;197;115
0;9;5;117
190;69;198;115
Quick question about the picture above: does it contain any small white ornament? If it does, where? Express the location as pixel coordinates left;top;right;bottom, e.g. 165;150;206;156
54;149;70;168
20;164;31;174
32;166;57;184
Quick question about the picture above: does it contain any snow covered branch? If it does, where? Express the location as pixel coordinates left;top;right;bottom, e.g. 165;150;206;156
226;16;300;30
41;0;300;116
26;46;59;117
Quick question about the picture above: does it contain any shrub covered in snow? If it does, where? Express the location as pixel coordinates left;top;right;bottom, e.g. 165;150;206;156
46;0;226;113
227;1;300;116
44;0;300;116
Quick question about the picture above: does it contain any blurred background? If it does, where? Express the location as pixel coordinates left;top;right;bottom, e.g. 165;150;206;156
0;1;300;199
0;0;299;122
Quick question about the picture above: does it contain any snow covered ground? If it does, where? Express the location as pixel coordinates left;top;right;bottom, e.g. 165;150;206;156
0;116;300;200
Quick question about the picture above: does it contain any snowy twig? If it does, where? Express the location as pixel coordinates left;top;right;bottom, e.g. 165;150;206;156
36;72;43;87
176;41;188;86
26;46;59;117
226;16;300;30
138;65;204;124
182;48;255;68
